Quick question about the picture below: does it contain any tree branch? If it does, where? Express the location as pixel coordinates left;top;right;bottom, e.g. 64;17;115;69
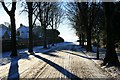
1;0;10;15
11;0;16;12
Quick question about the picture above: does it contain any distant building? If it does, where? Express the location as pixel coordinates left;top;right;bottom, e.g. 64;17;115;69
16;24;29;39
0;24;11;40
16;24;60;39
17;24;43;39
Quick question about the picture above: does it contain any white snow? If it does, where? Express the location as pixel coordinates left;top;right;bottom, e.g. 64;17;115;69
0;42;71;65
83;45;120;78
0;42;120;79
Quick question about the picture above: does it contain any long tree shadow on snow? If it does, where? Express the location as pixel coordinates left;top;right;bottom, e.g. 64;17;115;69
7;52;30;80
57;45;102;60
7;57;20;80
36;44;95;60
35;50;60;57
61;50;97;60
33;54;81;79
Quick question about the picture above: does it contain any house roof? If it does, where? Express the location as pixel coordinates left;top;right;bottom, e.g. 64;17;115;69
0;24;11;37
17;26;29;32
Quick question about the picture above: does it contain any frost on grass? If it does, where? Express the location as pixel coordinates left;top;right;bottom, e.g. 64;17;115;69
84;46;120;78
0;42;120;79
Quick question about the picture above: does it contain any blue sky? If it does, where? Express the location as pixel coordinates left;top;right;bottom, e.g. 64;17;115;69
0;2;78;42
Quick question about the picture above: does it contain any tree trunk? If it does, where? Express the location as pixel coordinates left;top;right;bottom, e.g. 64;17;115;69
10;14;17;57
81;33;85;48
86;3;95;52
27;2;33;53
1;1;17;57
52;27;55;46
86;27;92;52
43;26;47;48
51;16;54;46
79;34;81;46
103;3;119;66
97;36;99;59
103;37;119;65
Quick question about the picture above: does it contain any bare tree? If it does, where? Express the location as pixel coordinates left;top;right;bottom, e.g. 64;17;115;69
66;2;87;47
103;2;119;66
20;1;39;53
26;2;34;53
50;2;64;46
1;0;17;57
33;2;53;48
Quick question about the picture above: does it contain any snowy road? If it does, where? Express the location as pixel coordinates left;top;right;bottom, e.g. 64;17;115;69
0;42;111;79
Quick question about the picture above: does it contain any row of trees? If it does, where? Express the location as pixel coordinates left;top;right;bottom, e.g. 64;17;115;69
1;0;63;56
66;2;120;66
1;0;120;66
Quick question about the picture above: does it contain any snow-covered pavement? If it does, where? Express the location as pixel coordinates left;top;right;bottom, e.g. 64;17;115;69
0;42;116;79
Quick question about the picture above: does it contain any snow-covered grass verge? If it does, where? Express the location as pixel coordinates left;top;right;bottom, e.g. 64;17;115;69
0;42;73;66
82;46;120;78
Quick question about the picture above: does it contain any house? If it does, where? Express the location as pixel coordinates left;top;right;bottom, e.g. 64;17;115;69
16;24;29;39
17;24;43;39
0;24;11;40
16;24;60;39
